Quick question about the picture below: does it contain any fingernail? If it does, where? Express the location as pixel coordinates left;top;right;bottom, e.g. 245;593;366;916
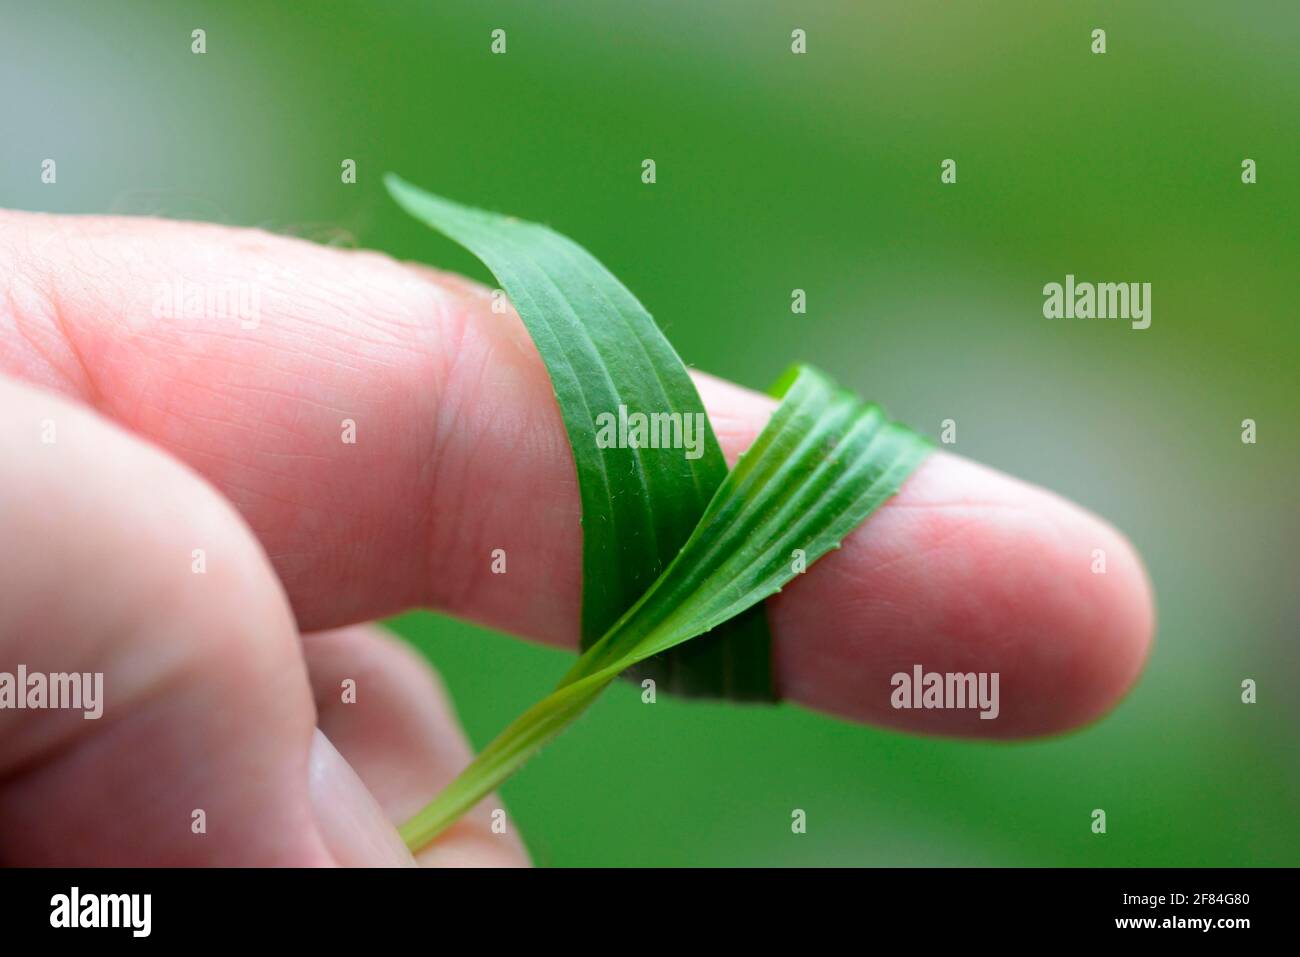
308;728;416;867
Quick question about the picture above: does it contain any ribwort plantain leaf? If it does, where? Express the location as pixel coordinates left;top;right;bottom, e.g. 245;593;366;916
386;180;931;851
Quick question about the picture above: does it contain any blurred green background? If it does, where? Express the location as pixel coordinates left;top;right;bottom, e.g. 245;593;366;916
3;0;1296;865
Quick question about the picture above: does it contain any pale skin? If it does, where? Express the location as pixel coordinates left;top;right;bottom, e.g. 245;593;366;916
0;212;1155;865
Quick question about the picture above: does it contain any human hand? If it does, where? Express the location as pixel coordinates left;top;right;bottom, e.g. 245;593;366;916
0;212;1154;865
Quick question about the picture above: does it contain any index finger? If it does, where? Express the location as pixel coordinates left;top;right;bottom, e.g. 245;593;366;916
0;210;1154;737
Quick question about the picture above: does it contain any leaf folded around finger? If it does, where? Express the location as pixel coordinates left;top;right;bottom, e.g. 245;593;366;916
398;365;931;850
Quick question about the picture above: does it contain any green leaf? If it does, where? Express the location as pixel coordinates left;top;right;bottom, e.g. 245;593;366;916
385;174;772;700
383;180;931;849
397;365;931;850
